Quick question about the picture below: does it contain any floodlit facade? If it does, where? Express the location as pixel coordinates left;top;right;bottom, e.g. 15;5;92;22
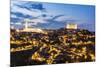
66;24;78;29
20;28;44;33
16;19;44;33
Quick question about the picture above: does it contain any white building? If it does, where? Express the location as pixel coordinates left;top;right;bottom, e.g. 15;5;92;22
66;24;78;29
16;19;46;34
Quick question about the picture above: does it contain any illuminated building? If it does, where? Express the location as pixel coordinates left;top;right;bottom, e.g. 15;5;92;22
16;19;45;33
66;23;77;29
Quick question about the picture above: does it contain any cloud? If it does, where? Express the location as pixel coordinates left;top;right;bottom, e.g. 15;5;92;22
53;15;73;22
10;1;86;30
14;1;45;11
11;17;22;22
11;14;18;18
11;0;46;16
11;0;54;27
11;5;41;17
25;18;48;26
11;12;34;19
11;0;47;24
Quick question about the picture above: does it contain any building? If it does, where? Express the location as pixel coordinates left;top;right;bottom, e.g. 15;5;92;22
19;28;44;33
16;19;46;34
66;24;78;29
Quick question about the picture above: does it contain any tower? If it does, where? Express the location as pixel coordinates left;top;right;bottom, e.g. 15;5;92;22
24;19;29;29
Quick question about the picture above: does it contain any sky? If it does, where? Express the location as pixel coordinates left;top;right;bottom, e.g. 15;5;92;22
10;0;95;31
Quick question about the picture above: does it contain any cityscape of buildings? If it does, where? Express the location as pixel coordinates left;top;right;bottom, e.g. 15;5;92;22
10;23;95;66
10;1;95;66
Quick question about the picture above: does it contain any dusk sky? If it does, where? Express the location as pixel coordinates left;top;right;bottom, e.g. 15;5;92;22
11;0;95;31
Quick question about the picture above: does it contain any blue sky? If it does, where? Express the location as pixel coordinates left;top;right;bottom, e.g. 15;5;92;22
11;0;95;31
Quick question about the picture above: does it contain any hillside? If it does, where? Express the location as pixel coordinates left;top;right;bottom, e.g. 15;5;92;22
10;28;95;66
